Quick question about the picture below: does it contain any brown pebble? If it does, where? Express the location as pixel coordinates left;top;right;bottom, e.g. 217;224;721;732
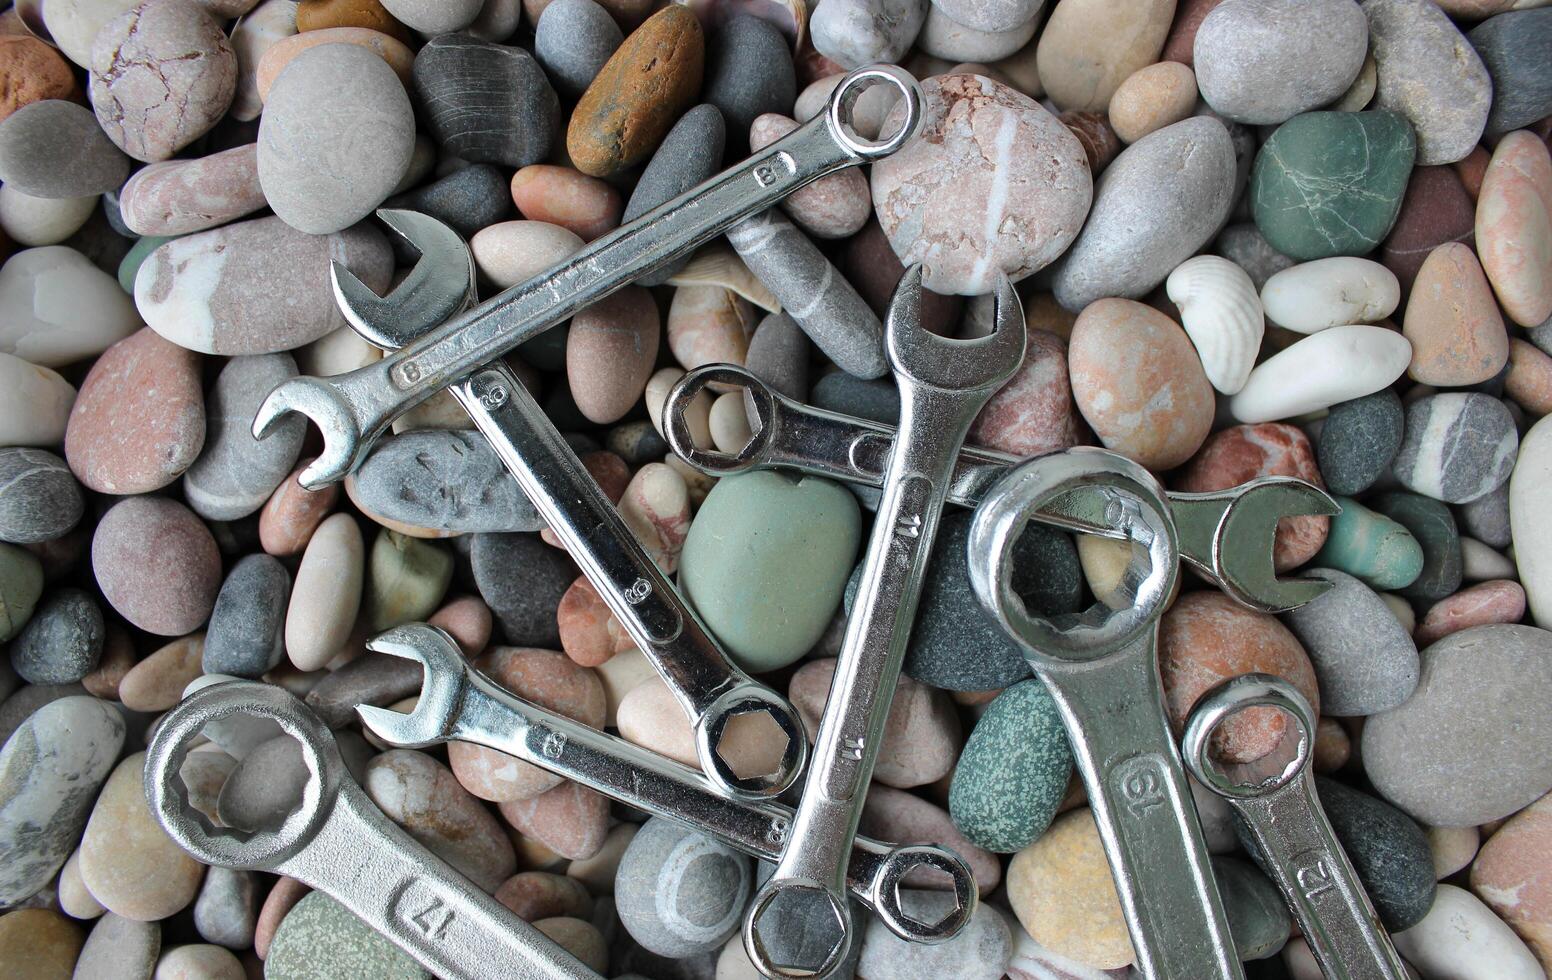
0;908;83;980
0;37;79;123
510;165;623;241
666;284;755;371
1107;61;1197;144
494;871;593;922
566;286;660;424
81;624;136;700
789;659;960;788
1381;165;1476;294
1455;144;1491;201
1059;110;1122;174
969;329;1081;457
566;5;705;178
1415;580;1527;647
293;0;411;42
79;752;205;922
92;496;221;636
65;328;205;495
253;877;308;960
533;917;608;974
1506;338;1552;418
557;575;631;668
749;112;871;239
1402;241;1509;387
498;780;610;861
119;632;205;712
259;461;338;556
1161;0;1226;65
427;595;493;657
1313;717;1351;773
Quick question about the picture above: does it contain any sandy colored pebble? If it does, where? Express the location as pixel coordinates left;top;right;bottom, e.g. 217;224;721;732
79;752;205;922
255;27;413;102
1007;808;1135;969
285;512;364;671
616;675;786;781
1107;61;1197;144
119;633;205;712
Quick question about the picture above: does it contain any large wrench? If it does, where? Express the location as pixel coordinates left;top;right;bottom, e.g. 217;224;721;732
969;448;1243;980
744;269;1026;979
145;682;600;980
356;623;976;944
664;364;1341;614
328;210;807;801
1184;675;1408;980
253;65;924;490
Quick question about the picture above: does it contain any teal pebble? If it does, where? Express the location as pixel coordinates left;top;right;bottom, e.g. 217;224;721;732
1366;491;1463;602
116;235;175;294
0;542;43;643
1313;496;1424;591
948;680;1074;854
264;892;428;979
1213;855;1291;961
680;471;861;672
1251;110;1416;260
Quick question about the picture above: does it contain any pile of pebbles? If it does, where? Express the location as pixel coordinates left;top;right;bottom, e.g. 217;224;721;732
0;0;1550;977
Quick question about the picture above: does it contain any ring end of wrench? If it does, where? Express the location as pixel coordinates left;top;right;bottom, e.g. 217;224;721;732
744;876;854;980
694;684;809;799
664;364;778;477
825;64;924;162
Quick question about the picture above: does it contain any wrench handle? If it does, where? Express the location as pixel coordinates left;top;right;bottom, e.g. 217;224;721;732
1041;638;1245;980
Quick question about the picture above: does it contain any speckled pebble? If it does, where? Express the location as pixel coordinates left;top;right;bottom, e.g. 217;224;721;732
264;892;428;979
0;448;83;546
471;532;578;647
949;680;1074;854
92;495;221;636
203;554;289;678
1316;390;1405;497
9;587;103;685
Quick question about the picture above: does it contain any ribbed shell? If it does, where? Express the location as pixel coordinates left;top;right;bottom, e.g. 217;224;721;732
665;241;781;313
1166;255;1264;395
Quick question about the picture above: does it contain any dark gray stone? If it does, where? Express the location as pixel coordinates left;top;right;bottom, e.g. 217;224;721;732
0;100;130;198
471;532;576;646
622;104;726;286
746;311;810;401
1468;9;1552;138
1312;778;1434;931
1214;222;1296;291
1367;491;1462;602
1529;315;1552;358
811;372;897;426
194;866;259;949
204;554;290;678
304;653;426;729
1391;392;1518;505
534;0;623;98
605;420;669;466
703;16;796;144
1280;569;1418;715
183;353;306;522
1316;390;1404;497
384;164;513;262
411;34;559;167
9;588;103;685
615;817;751;957
0;448;84;544
354;429;545;534
1212;855;1291;961
1456;479;1512;549
846;511;1079;691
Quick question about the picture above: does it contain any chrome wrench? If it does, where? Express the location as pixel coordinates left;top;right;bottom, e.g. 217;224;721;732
145;681;600;980
330;210;807;800
1184;674;1408;980
356;623;976;943
969;448;1243;980
663;364;1340;613
744;269;1026;978
253;65;924;490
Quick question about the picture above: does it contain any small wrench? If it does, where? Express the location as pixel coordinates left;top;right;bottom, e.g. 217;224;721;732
969;448;1243;980
356;623;976;944
253;65;924;490
1184;674;1408;980
329;210;807;800
745;269;1026;979
663;364;1341;614
145;681;600;980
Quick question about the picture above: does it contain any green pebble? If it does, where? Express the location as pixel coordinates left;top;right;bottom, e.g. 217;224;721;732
1313;496;1424;591
116;235;174;294
948;680;1073;854
265;892;428;979
679;471;861;673
364;529;452;632
1366;491;1463;602
0;542;43;642
1214;855;1292;961
1251;110;1416;260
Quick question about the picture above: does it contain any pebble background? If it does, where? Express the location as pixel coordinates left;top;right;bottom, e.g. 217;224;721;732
0;0;1547;978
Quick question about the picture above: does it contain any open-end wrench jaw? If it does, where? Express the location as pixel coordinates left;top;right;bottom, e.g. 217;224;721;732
885;266;1025;392
1181;479;1342;613
357;624;473;748
332;209;478;351
252;377;371;492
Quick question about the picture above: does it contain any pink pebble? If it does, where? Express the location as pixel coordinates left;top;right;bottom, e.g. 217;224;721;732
1415;580;1527;647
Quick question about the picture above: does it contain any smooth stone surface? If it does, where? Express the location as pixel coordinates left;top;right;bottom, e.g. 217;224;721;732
499;780;609;861
285;512;364;671
0;908;83;978
1382;165;1478;293
1317;390;1405;496
1229;325;1413;424
385;164;513;251
1260;257;1401;335
1034;0;1174;112
0;100;129;198
380;0;480;30
495;871;593;922
949;680;1074;854
1394;884;1544;980
1391;392;1518;505
0;544;43;643
119;143;267;237
193;865;257;950
470;219;583;289
363;529;451;631
621;104;724;286
1160;590;1320;763
253;27;414;102
0;187;96;247
1068;298;1214;470
264;892;427;979
0;696;124;907
0;354;76;447
65;327;204;495
856;890;1012;980
259;460;338;556
614;817;751;958
679;472;861;672
184;354;304;520
703;15;794;140
1470;9;1552;137
75;913;160;980
204;554;289;678
1403;243;1509;386
1107;60;1197;144
1476;132;1552;328
790;659;960;788
859;785;1001;895
1283;569;1419;715
666;284;752;370
1365;0;1492;165
1416;578;1526;645
9;587;102;685
118;633;204;712
354;430;544;534
569;287;661;424
966;330;1078;456
92;496;221;636
1363;624;1552;826
365;749;515;891
1515;415;1552;628
134;215;393;355
567;5;705;177
1194;0;1367;125
749;113;870;240
509;165;621;242
471;533;577;648
79;752;204;921
1368;491;1463;602
1471;789;1552;970
1050;117;1237;310
535;0;622;98
1213;855;1291;960
228;0;299;121
412;33;558;169
1007;808;1133;969
870;73;1090;296
258;43;413;235
811;371;899;426
1251;110;1416;260
0;448;83;545
809;0;927;68
745;311;809;401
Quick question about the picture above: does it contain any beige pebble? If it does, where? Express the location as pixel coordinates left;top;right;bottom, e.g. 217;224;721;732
534;917;608;974
666;285;756;371
1007;808;1135;969
119;633;205;712
708;390;753;454
1107;61;1197;144
57;849;104;920
0;187;96;246
154;943;245;980
79;752;205;922
285;513;363;671
645;366;709;443
365;748;516;892
1429;823;1480;879
618;462;691;573
566;822;637;896
616;675;786;781
593;646;655;727
663;452;716;507
471;220;583;289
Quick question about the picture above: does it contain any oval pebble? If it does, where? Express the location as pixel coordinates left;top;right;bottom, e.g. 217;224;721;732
1281;569;1419;715
1107;60;1197;144
857;889;1013;980
0;36;79;122
1193;0;1367;125
0;448;83;545
666;284;753;370
1007;808;1133;970
1403;242;1509;386
614;817;751;958
259;462;339;556
353;430;543;535
204;554;290;678
365;749;515;891
1035;0;1174;112
749;113;870;240
1230;324;1412;424
569;286;661;424
119;633;204;712
498;780;609;861
1260;258;1401;335
363;528;451;631
0;907;83;978
192;865;258;950
790;659;959;788
0;354;76;448
118;143;269;237
618;675;788;782
1318;495;1423;594
0;99;129;198
621;103;725;286
471;219;582;289
1367;490;1463;603
534;0;623;99
1476;131;1552;328
79;751;205;921
1393;884;1543;980
1391;392;1518;505
495;871;593;922
1381;164;1478;293
284;512;364;671
1365;0;1491;165
509;164;622;242
184;354;305;521
92;496;220;636
1316;390;1405;497
809;0;926;68
1513;414;1552;628
9;587;103;685
949;679;1074;854
0;245;141;370
471;532;578;647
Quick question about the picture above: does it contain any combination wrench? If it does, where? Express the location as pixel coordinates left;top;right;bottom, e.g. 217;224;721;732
663;364;1341;614
743;268;1026;979
253;64;924;490
969;448;1243;980
1184;674;1408;980
356;623;976;944
145;682;601;980
329;209;807;800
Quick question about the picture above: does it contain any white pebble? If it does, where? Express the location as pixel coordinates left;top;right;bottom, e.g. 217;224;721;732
0;187;97;247
1261;258;1401;334
1229;324;1412;423
1393;884;1543;980
708;390;754;454
0;352;76;446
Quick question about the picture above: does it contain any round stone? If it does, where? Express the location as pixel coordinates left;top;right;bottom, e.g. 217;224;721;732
0;908;83;978
949;679;1074;854
535;0;622;99
1007;808;1133;969
1304;777;1436;930
9;587;103;685
1363;624;1552;827
88;0;236;163
92;495;221;636
1281;569;1419;715
183;354;305;521
0;36;79;122
1391;392;1518;505
79;751;205;921
0;99;129;198
193;865;258;950
499;781;609;862
1107;60;1197;144
1316;390;1404;497
871;73;1091;296
509;164;622;242
1364;0;1491;165
265;892;427;979
258;42;414;235
411;33;558;169
809;0;927;68
119;633;205;713
204;554;290;678
1193;0;1368;125
614;817;752;958
1403;242;1510;386
0;448;83;545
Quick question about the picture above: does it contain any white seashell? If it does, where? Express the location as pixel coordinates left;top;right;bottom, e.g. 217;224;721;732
1165;255;1264;395
1229;324;1412;424
1260;257;1401;334
665;241;780;313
